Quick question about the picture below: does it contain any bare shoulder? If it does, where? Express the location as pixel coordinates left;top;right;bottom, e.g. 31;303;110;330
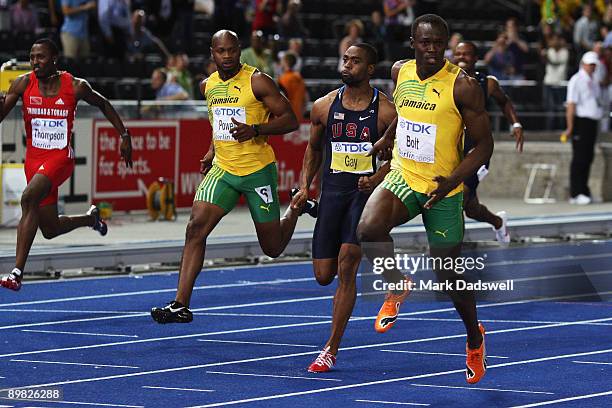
311;89;338;124
9;73;31;93
454;70;483;107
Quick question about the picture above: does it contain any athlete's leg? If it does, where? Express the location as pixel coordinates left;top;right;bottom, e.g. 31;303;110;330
462;185;502;229
15;174;52;272
254;205;301;258
175;201;226;307
37;204;97;239
324;243;361;354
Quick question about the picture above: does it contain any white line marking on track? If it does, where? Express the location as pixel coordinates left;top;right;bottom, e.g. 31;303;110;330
206;370;342;382
184;348;612;407
142;386;214;392
10;359;140;369
572;360;612;366
380;350;508;359
509;390;612;407
0;399;143;407
0;309;143;314
409;383;553;394
21;329;138;338
5;317;612;392
197;339;318;348
355;400;430;406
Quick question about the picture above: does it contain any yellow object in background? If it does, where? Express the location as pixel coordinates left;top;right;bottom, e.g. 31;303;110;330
1;60;30;92
560;132;568;143
97;202;113;220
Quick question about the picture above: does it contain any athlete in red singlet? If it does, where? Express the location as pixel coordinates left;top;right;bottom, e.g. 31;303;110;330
0;39;133;291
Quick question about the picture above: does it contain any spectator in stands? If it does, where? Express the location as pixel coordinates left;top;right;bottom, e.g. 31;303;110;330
542;32;569;130
444;32;463;61
169;52;195;99
338;19;363;72
48;0;64;30
573;3;600;59
151;68;188;100
9;0;39;33
383;0;415;42
252;0;280;37
128;9;171;60
503;17;529;79
213;0;248;37
278;52;306;121
98;0;131;60
60;0;96;59
484;32;519;80
146;0;176;42
366;10;386;60
592;41;610;132
278;0;307;39
564;51;604;205
240;30;274;77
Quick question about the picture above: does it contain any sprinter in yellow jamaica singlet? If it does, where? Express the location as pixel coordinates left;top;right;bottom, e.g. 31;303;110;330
357;15;494;385
151;30;316;325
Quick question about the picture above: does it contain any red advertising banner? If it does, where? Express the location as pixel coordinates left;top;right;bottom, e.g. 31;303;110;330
92;120;314;211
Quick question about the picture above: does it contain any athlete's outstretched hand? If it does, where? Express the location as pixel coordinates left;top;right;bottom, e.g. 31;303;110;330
511;125;524;153
120;135;133;168
367;135;393;161
290;188;308;211
230;118;256;142
200;149;214;175
358;176;374;192
424;175;458;209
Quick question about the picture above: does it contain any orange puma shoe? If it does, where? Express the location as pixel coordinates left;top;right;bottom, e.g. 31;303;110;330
466;323;487;384
374;276;411;333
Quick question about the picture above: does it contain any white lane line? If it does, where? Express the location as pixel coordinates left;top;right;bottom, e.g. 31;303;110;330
0;309;143;314
355;400;430;406
206;371;342;382
21;329;138;338
197;339;318;348
379;350;508;359
10;359;139;369
142;386;214;393
0;277;315;307
0;399;143;408
409;383;553;394
0;294;336;331
509;390;612;407
398;317;612;326
6;317;612;391
2;251;609;308
572;360;612;366
185;348;612;408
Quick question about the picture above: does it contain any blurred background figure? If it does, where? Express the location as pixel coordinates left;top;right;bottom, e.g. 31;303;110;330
98;0;131;60
502;17;529;79
60;0;96;59
278;0;308;39
9;0;40;34
542;32;569;130
573;3;600;60
241;30;274;77
444;32;463;60
278;52;307;121
169;52;195;99
127;9;171;59
151;68;188;101
252;0;280;37
485;32;519;80
383;0;415;42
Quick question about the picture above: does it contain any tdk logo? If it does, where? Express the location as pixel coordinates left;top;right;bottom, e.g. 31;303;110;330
33;119;66;127
215;107;243;116
404;121;432;135
332;142;372;153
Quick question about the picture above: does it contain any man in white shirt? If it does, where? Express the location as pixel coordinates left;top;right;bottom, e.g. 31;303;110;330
564;51;604;205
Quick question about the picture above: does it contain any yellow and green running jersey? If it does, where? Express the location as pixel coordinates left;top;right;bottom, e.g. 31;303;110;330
205;64;275;176
392;59;464;197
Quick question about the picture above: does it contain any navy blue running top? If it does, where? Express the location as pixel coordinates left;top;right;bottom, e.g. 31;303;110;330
322;86;380;189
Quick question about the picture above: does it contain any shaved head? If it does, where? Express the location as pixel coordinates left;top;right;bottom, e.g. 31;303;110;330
211;30;240;48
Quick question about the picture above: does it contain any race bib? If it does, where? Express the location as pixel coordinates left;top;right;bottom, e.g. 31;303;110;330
330;141;373;174
255;185;273;204
396;117;436;163
212;106;247;141
31;118;68;150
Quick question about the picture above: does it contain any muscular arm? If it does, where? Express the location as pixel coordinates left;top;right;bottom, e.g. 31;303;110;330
299;95;330;192
0;74;28;122
251;71;299;135
450;73;494;187
369;92;397;185
488;76;523;152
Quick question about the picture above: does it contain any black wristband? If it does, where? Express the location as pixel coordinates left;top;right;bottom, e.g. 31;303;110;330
251;124;260;137
120;130;130;139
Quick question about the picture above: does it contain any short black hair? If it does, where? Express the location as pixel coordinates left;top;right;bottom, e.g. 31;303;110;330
458;40;478;56
33;38;59;56
283;52;297;69
411;14;450;40
352;42;378;65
